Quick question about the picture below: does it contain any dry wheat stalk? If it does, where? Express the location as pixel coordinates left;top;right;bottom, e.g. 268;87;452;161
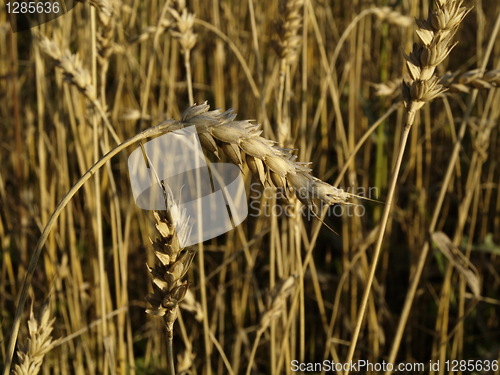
402;0;470;126
246;275;296;375
274;0;304;146
81;0;115;63
14;302;59;375
177;102;353;207
129;22;172;44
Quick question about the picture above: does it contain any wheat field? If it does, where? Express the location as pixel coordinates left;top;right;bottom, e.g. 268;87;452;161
1;0;499;374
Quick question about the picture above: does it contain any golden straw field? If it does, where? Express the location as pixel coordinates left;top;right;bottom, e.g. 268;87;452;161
1;0;499;374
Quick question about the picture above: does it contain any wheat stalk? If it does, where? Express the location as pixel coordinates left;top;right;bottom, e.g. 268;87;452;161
79;0;115;64
273;0;304;146
345;2;470;373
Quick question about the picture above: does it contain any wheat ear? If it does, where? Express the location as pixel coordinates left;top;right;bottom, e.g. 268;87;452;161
402;0;470;127
179;102;353;207
273;0;304;146
14;302;59;375
37;35;121;144
145;194;195;375
169;2;197;104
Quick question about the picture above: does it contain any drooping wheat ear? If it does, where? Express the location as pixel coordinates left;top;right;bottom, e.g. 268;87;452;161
440;69;500;93
179;102;354;207
37;34;121;143
38;35;96;102
402;0;470;127
14;302;59;375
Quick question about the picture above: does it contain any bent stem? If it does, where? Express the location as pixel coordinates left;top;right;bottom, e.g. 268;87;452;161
2;120;179;375
344;112;414;374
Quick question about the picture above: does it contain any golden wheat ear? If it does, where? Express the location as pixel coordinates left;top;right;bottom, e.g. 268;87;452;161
14;300;59;375
175;101;359;208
